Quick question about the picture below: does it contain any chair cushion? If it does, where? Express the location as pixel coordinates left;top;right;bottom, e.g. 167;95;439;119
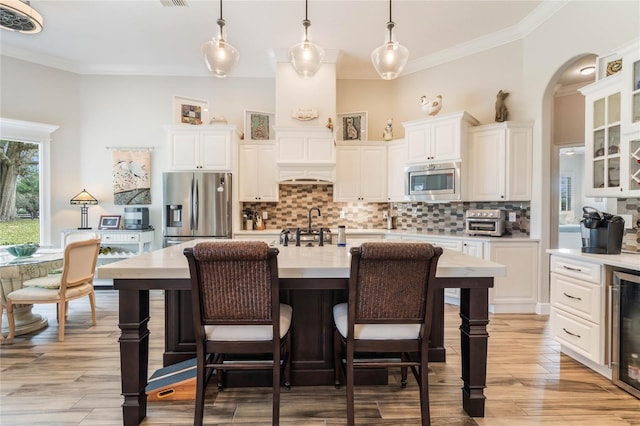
22;275;63;289
23;274;91;289
333;303;420;340
204;304;293;341
7;283;94;302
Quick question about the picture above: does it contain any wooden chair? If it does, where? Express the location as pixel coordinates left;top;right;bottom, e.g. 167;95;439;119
184;241;292;426
333;242;443;426
4;238;101;342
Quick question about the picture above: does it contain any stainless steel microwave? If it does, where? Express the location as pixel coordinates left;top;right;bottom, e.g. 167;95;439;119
404;162;461;201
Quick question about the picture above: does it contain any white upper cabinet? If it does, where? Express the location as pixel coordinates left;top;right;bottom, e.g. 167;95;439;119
467;122;533;201
580;39;640;197
275;127;335;164
275;127;336;182
387;140;407;202
238;142;278;202
166;125;234;171
403;111;479;163
334;142;387;202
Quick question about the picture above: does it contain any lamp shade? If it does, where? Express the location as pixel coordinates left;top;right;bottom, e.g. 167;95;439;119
70;189;98;205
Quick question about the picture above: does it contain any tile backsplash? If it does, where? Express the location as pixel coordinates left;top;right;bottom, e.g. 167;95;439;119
241;184;531;235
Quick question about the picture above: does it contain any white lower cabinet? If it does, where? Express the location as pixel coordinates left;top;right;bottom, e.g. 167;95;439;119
486;241;538;313
549;254;605;366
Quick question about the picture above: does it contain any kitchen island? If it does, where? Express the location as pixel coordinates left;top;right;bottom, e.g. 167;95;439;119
98;240;506;426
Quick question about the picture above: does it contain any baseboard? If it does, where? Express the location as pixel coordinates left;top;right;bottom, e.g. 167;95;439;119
536;302;551;315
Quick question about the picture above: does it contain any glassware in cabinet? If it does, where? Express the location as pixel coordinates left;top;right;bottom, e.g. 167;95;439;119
630;139;640;190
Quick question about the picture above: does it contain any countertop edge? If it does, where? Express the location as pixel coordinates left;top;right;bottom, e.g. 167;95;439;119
546;248;640;271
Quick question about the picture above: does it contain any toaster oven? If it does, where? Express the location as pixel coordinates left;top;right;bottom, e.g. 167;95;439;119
465;209;506;236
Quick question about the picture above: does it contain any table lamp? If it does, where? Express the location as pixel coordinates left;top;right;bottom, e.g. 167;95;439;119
70;189;98;230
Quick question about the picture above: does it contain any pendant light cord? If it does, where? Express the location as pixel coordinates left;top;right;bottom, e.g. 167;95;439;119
302;0;311;41
217;1;225;36
387;0;395;41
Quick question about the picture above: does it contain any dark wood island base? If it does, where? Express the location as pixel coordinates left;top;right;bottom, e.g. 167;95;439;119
114;276;492;426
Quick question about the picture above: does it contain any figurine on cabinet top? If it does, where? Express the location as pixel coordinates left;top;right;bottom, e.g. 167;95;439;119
495;90;509;122
420;95;442;116
383;118;393;141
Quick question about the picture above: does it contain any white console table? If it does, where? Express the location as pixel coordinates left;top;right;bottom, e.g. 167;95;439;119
61;229;154;259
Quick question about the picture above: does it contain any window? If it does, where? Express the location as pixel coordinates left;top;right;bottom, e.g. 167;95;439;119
560;175;573;212
0;118;58;246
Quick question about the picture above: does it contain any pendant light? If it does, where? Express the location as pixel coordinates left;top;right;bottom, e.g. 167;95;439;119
289;0;325;78
371;0;409;80
202;0;239;78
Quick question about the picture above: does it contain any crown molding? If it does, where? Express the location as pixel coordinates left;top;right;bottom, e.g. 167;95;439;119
403;1;569;77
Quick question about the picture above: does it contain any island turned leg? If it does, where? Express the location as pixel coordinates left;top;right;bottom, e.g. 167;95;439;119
118;287;151;426
459;284;491;418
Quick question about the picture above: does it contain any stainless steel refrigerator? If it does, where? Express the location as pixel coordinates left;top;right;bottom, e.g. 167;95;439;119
162;172;232;247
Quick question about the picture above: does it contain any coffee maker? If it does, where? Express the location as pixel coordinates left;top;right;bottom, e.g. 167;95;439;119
580;207;625;254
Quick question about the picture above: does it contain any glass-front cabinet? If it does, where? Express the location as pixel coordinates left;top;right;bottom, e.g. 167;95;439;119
581;39;640;198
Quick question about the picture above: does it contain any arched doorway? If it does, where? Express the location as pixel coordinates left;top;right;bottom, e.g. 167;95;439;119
548;54;602;249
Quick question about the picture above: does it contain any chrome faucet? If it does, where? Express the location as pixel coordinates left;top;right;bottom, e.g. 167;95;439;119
307;207;321;233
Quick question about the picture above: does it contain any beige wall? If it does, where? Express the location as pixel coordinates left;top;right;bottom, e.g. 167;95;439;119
554;90;587;146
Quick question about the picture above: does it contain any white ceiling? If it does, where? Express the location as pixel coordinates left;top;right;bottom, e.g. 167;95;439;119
0;0;590;81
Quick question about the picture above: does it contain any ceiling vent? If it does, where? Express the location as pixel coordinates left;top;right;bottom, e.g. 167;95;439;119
0;0;43;34
160;0;189;7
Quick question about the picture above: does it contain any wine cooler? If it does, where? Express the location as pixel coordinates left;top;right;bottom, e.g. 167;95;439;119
612;270;640;399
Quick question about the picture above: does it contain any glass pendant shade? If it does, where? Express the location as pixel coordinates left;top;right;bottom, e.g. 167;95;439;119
371;1;409;80
202;3;239;78
289;1;324;78
202;35;239;78
289;36;325;78
371;39;409;80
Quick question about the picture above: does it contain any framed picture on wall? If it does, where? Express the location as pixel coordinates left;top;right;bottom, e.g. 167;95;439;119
244;110;275;140
337;111;367;141
173;95;209;125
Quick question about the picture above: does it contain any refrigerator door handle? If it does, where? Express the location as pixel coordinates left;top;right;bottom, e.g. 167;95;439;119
194;178;199;231
189;177;195;231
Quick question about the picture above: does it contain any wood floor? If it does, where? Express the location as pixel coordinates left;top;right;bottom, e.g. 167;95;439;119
1;290;639;425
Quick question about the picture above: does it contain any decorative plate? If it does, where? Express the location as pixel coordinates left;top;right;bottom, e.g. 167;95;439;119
606;59;622;76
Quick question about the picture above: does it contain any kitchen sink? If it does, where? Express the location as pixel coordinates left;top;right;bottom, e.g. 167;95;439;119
280;227;332;246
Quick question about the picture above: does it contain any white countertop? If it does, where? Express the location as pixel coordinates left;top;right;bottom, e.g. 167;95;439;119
547;248;640;271
98;239;506;280
233;228;537;242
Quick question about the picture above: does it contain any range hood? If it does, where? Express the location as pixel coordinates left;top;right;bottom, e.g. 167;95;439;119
273;57;338;184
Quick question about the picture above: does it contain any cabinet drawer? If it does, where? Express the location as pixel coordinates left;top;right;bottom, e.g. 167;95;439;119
550;307;602;363
550;255;602;284
550;273;602;323
102;233;140;243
